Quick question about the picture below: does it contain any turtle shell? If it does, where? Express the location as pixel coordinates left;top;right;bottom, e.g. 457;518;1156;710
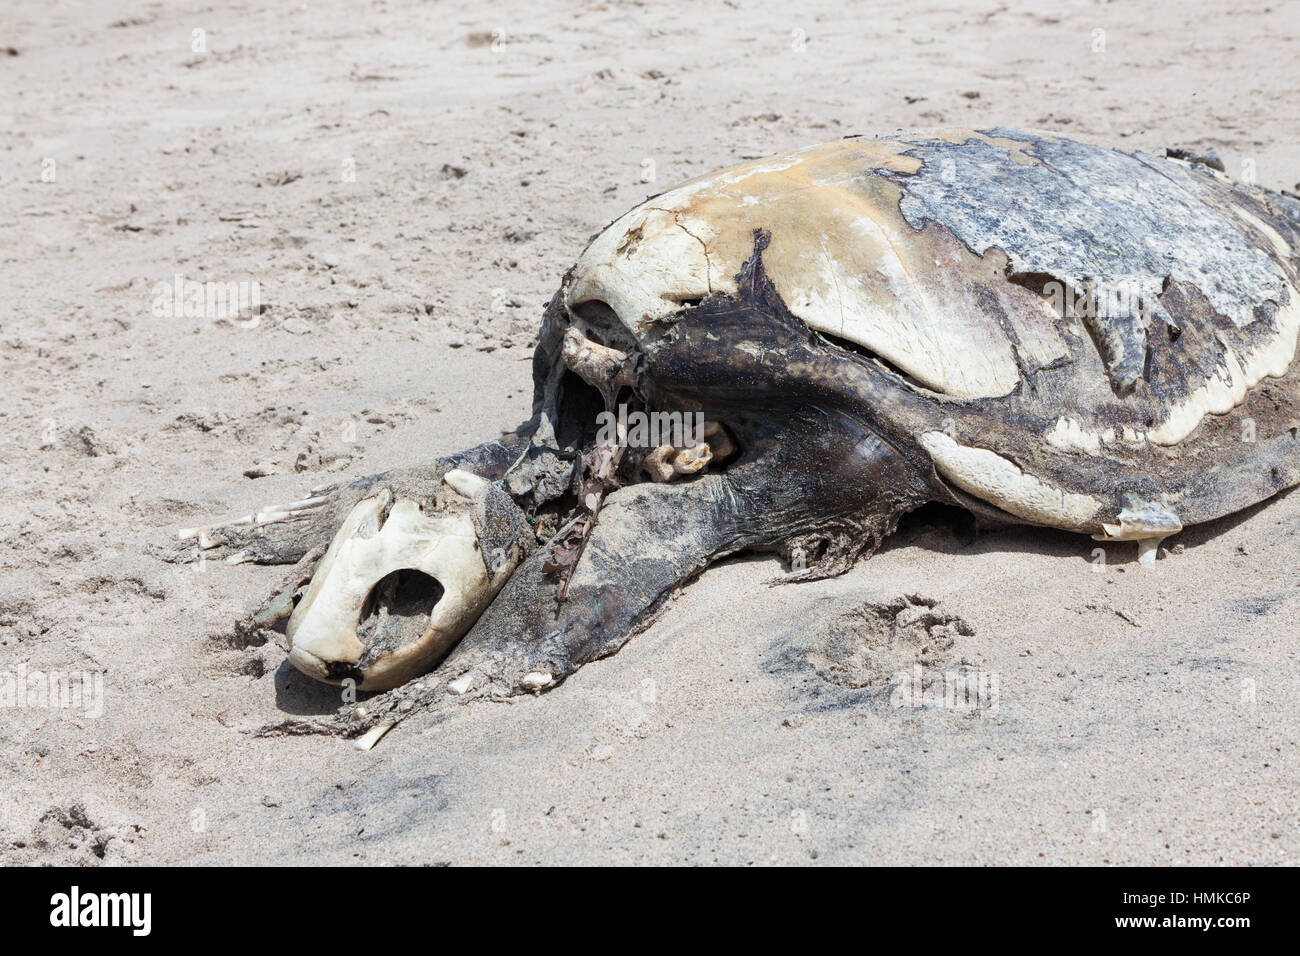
563;128;1300;541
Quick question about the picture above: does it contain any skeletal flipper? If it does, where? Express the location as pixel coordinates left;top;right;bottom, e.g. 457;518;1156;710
174;492;335;566
163;436;528;566
189;128;1300;742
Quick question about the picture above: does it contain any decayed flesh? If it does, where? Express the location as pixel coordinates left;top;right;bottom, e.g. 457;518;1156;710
565;127;1300;550
172;128;1300;738
180;247;936;732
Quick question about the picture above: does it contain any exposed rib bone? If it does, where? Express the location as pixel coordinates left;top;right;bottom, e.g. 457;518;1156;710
254;496;330;523
354;720;396;751
253;506;323;525
265;494;331;513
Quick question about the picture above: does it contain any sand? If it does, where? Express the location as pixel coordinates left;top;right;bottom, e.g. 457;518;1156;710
1;0;1297;865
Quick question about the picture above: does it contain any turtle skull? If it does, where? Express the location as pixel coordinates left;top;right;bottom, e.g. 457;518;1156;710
286;469;525;690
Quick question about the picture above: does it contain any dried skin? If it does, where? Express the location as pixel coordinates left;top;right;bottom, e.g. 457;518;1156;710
199;128;1300;731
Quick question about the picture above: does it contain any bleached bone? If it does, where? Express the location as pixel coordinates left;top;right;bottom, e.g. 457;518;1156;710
561;327;637;402
444;468;488;499
1136;538;1162;568
1093;497;1181;570
178;494;331;542
353;720;396;751
643;446;675;482
520;671;554;691
286;472;523;691
644;441;713;482
447;673;474;695
672;442;712;474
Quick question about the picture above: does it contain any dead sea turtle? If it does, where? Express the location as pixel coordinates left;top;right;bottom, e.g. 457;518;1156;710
178;127;1300;741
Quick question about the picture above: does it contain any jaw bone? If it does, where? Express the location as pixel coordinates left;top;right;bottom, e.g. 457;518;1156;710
286;469;528;691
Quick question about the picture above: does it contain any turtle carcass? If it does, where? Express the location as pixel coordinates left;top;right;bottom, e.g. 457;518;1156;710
181;128;1300;726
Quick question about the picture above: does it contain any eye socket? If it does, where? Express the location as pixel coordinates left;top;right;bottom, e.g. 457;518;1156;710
356;569;446;668
361;569;443;623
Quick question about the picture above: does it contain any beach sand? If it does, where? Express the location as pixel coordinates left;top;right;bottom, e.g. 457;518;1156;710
2;0;1297;864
